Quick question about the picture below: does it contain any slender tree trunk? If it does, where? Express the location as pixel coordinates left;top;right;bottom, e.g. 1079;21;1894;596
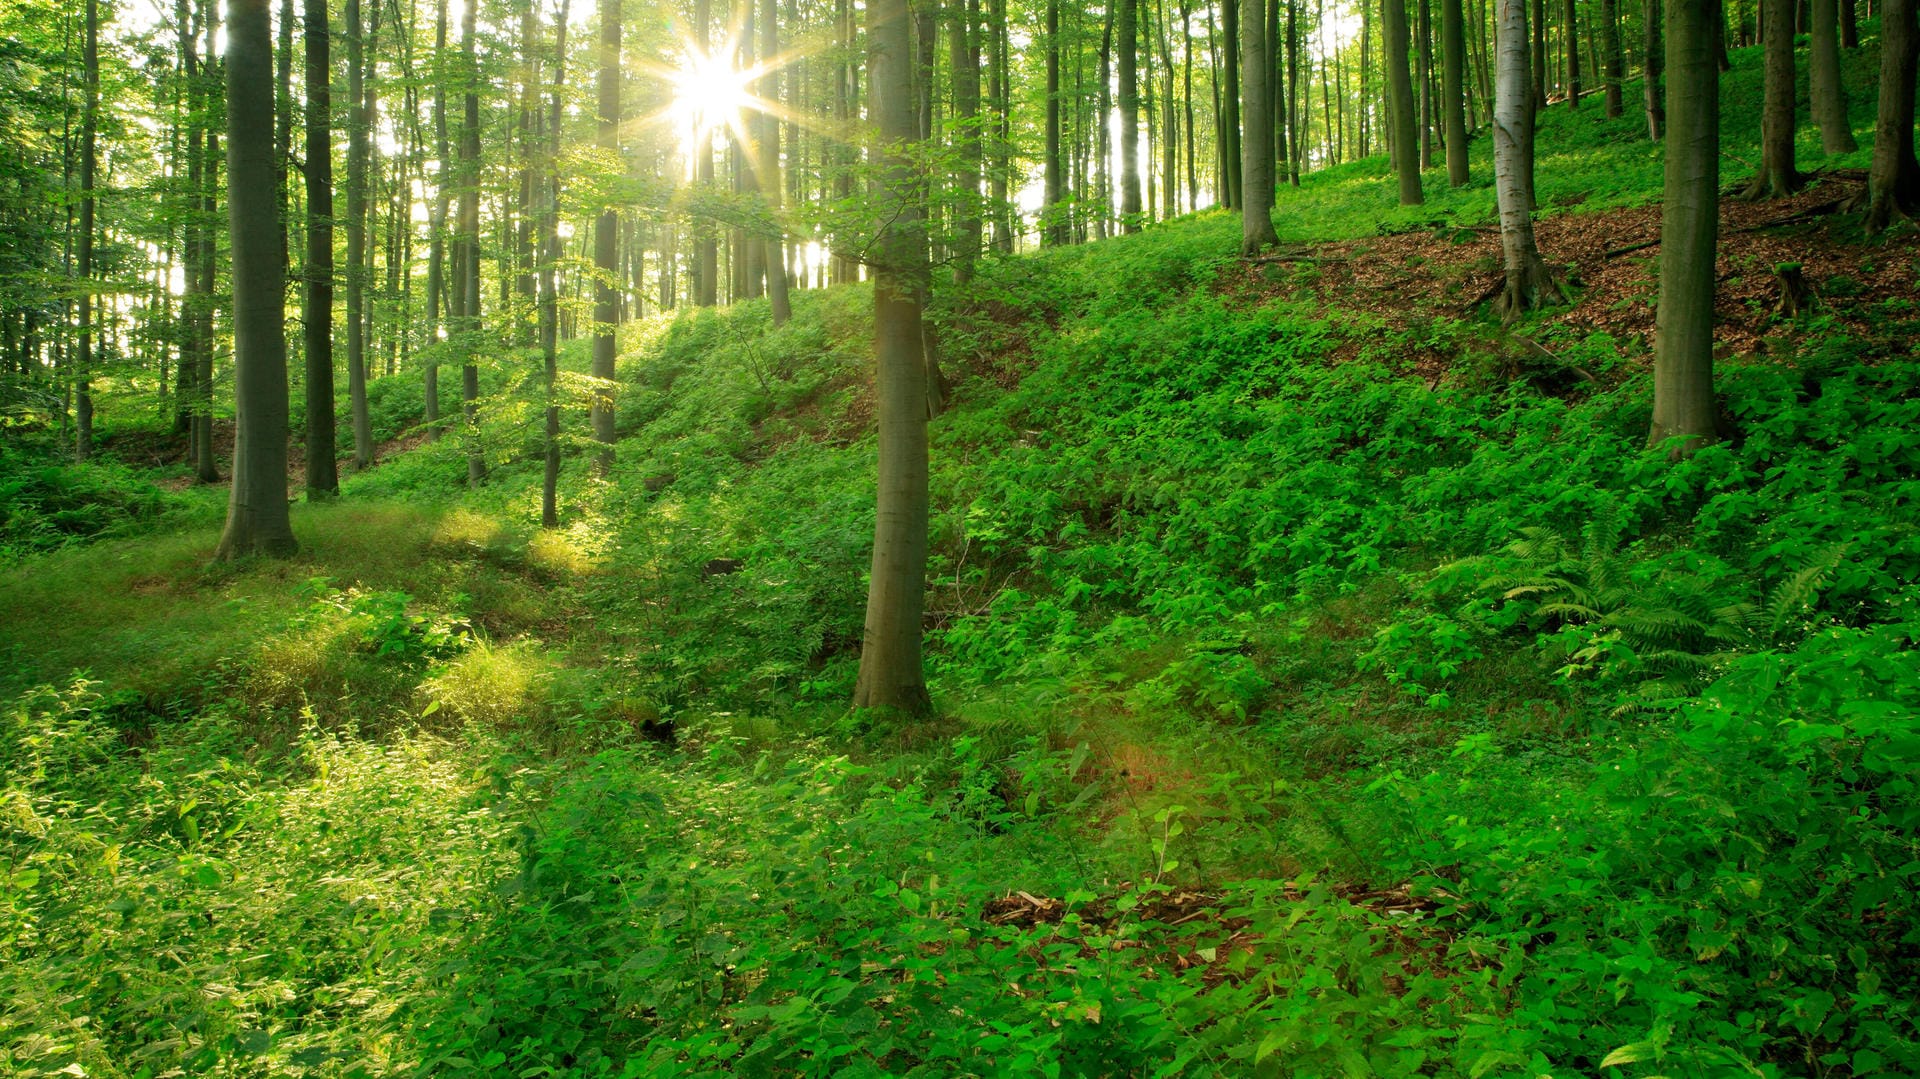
950;0;984;272
1809;0;1856;151
303;0;338;497
695;0;719;303
424;0;448;430
1645;0;1666;136
1182;0;1198;207
346;0;375;470
591;0;620;474
1742;0;1802;196
215;0;299;560
1045;0;1067;241
988;0;1013;249
1532;0;1547;107
760;0;792;319
1418;0;1435;168
855;0;932;716
1442;0;1471;182
1602;0;1624;114
1097;0;1115;231
194;1;219;485
1240;0;1281;249
542;0;570;527
1384;0;1425;201
1222;0;1243;207
1840;0;1857;46
457;0;485;485
1861;0;1918;231
1493;0;1563;317
1120;0;1144;230
1649;0;1720;452
75;0;98;463
1287;0;1304;182
1564;0;1582;104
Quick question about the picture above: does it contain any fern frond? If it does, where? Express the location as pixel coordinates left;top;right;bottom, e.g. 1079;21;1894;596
1764;544;1847;639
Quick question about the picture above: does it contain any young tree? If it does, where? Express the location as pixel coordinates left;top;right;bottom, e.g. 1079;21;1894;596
1044;0;1066;242
1648;0;1721;453
345;0;375;469
1601;0;1624;116
1119;0;1143;231
1238;0;1279;250
456;0;485;485
1492;0;1563;316
214;0;299;560
75;0;98;463
304;0;338;497
1384;0;1424;203
591;0;620;474
948;0;984;275
1643;0;1664;137
1742;0;1801;197
1809;0;1855;152
1861;0;1918;232
1563;0;1581;105
854;0;933;715
759;0;792;318
1441;0;1470;184
541;0;570;528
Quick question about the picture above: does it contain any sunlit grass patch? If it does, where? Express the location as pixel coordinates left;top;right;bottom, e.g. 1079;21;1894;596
419;639;553;730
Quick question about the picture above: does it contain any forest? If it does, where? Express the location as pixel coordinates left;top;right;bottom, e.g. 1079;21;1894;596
1;0;1918;1067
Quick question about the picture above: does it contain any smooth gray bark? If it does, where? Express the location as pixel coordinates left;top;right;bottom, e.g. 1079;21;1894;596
1649;0;1721;454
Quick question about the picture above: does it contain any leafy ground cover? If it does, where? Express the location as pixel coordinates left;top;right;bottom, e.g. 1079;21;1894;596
4;44;1919;1078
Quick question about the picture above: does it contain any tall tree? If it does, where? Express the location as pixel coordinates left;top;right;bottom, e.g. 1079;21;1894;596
1644;0;1665;137
542;0;570;527
1861;0;1918;232
1239;0;1279;250
74;0;98;463
1648;0;1720;453
304;0;338;498
1602;0;1624;116
1044;0;1066;243
214;0;299;559
591;0;620;474
1441;0;1470;183
694;0;718;304
760;0;793;319
948;0;983;275
1531;0;1547;108
854;0;932;715
1119;0;1144;231
345;0;375;470
1221;0;1243;207
1742;0;1801;196
1384;0;1424;202
456;0;485;484
1492;0;1562;316
1809;0;1856;152
1563;0;1581;105
423;0;448;431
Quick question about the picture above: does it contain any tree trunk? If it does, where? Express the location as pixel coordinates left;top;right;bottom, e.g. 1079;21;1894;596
215;0;299;560
1384;0;1425;202
542;0;570;528
346;0;375;470
1441;0;1471;182
1861;0;1919;231
695;0;719;303
988;0;1013;249
1742;0;1802;196
1840;0;1857;46
1649;0;1721;453
1239;0;1281;249
194;1;220;485
855;0;933;717
75;0;97;463
1417;0;1435;168
1644;0;1665;136
1602;0;1625;114
591;0;620;474
1120;0;1144;231
458;0;485;485
1493;0;1564;317
1809;0;1856;151
303;0;338;497
761;0;793;318
424;0;447;431
1222;0;1243;207
1044;0;1067;242
1563;0;1582;104
1532;0;1547;108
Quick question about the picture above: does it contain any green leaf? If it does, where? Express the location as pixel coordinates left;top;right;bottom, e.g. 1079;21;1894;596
1601;1042;1657;1068
898;888;921;914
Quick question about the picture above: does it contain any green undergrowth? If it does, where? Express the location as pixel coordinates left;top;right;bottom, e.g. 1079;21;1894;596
6;41;1920;1078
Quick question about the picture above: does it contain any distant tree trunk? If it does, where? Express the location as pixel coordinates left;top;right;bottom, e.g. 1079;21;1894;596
542;0;570;528
1417;0;1435;168
1045;0;1065;241
761;0;793;317
1222;0;1243;207
75;0;97;463
1441;0;1471;182
424;0;448;431
303;0;338;498
1097;0;1115;233
1644;0;1665;136
1564;0;1582;104
1287;0;1305;182
1649;0;1720;453
1861;0;1918;231
215;0;299;560
346;0;375;470
1493;0;1563;317
1809;0;1856;151
1840;0;1857;46
194;1;220;484
591;0;620;474
1384;0;1425;202
1120;0;1144;230
1532;0;1547;108
457;0;485;485
1602;0;1625;114
695;0;719;303
1239;0;1280;249
854;0;932;716
276;0;293;278
988;0;1014;249
1742;0;1802;196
